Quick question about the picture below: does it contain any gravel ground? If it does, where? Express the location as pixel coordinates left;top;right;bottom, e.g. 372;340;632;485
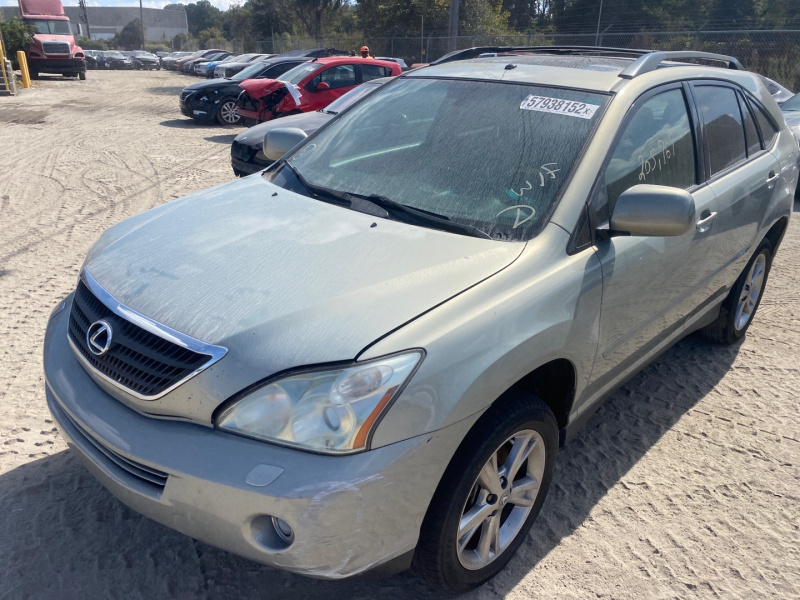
1;71;799;600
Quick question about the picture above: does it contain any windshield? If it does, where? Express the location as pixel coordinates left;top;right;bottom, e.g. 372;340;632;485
24;19;71;35
782;93;800;111
106;52;124;58
283;78;608;241
232;61;273;81
279;63;318;85
324;81;383;114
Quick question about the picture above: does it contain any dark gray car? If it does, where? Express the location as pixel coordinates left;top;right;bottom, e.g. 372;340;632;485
230;77;392;176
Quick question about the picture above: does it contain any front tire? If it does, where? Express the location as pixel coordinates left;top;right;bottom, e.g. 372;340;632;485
78;72;86;80
414;391;558;593
703;239;772;344
216;97;241;125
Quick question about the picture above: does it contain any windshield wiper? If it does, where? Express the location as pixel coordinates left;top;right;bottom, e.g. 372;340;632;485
343;192;492;239
279;162;491;239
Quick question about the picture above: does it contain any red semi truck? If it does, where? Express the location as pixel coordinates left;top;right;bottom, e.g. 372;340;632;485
18;0;85;80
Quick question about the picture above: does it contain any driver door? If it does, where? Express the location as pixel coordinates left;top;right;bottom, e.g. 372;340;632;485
587;84;721;394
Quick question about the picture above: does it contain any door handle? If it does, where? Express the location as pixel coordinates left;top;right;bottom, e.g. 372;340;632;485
696;211;718;232
766;170;779;188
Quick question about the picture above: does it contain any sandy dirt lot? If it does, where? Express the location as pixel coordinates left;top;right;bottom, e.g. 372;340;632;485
1;71;799;600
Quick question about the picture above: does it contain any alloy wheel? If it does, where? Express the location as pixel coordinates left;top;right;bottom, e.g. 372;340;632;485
735;252;767;331
456;429;545;570
219;101;240;124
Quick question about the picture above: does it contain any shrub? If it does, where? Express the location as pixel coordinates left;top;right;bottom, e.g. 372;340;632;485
0;17;35;67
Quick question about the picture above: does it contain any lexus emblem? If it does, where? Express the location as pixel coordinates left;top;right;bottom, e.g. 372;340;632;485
86;320;113;356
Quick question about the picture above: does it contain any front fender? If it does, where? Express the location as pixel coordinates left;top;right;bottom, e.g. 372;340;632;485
363;224;603;449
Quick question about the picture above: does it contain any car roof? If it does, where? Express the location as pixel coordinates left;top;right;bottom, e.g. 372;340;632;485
312;56;398;66
410;53;765;96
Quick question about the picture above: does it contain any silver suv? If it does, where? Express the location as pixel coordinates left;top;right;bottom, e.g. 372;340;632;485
43;47;796;593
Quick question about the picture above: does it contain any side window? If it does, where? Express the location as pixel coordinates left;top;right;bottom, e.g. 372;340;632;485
362;64;392;82
263;62;297;79
312;65;356;90
737;92;761;157
605;88;697;211
750;99;779;148
694;85;747;175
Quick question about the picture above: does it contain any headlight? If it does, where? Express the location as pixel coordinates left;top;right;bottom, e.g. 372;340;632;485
216;351;423;453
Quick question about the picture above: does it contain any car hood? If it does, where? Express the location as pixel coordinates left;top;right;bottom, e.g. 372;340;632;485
183;78;237;93
239;78;284;99
234;111;331;149
83;175;524;377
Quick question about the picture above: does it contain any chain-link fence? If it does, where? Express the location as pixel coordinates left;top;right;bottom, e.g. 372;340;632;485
229;29;800;91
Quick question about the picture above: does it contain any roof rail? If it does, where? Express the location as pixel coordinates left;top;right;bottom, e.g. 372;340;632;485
430;45;652;66
618;51;744;78
429;45;745;79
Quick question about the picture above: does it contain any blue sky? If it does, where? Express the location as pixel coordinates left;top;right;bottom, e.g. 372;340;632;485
0;0;239;9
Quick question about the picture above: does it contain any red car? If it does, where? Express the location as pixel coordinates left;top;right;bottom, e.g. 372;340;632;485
236;57;401;123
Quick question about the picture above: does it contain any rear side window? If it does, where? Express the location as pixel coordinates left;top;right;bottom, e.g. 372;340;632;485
311;65;356;90
605;88;697;210
750;100;779;147
738;93;761;156
264;62;297;79
362;64;393;82
694;85;747;176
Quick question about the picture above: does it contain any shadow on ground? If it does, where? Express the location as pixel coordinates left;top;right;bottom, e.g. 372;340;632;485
204;134;238;144
0;333;739;599
159;119;218;129
148;86;185;96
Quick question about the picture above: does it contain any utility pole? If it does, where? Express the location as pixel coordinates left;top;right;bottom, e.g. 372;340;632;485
594;0;604;46
139;0;145;50
448;0;459;52
420;15;424;62
78;0;91;39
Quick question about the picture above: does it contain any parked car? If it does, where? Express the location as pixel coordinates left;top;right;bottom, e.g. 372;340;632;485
162;51;193;70
759;75;793;104
236;57;401;123
43;48;796;593
375;56;410;70
179;55;310;125
132;50;160;70
99;51;132;70
193;52;237;76
196;52;242;78
83;49;100;70
183;51;229;74
214;54;274;79
175;49;225;72
231;77;392;176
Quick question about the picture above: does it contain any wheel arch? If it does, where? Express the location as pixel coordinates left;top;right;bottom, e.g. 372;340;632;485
763;215;789;254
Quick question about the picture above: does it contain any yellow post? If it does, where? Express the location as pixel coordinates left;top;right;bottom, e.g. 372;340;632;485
17;50;31;89
0;31;9;94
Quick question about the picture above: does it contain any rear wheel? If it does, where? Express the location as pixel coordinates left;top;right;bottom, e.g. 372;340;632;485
414;391;558;593
216;97;241;125
703;239;772;344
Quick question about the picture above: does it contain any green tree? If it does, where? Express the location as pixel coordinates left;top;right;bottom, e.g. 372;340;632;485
197;26;226;48
115;18;145;50
0;17;34;66
185;0;223;36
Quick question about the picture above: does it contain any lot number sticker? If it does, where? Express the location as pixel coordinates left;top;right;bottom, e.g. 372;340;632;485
520;95;600;119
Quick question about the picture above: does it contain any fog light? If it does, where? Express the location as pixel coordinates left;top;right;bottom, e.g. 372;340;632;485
272;516;294;543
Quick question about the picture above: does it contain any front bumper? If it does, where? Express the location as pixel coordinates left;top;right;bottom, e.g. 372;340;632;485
30;58;86;74
43;300;472;579
179;94;214;121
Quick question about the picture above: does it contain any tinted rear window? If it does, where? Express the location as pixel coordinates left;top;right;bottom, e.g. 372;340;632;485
694;86;747;176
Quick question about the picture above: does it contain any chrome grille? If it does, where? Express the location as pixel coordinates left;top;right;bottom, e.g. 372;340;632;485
68;278;217;398
43;41;70;55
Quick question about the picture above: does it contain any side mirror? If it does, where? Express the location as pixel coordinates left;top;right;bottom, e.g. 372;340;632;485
264;127;308;161
610;184;695;237
316;81;330;91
